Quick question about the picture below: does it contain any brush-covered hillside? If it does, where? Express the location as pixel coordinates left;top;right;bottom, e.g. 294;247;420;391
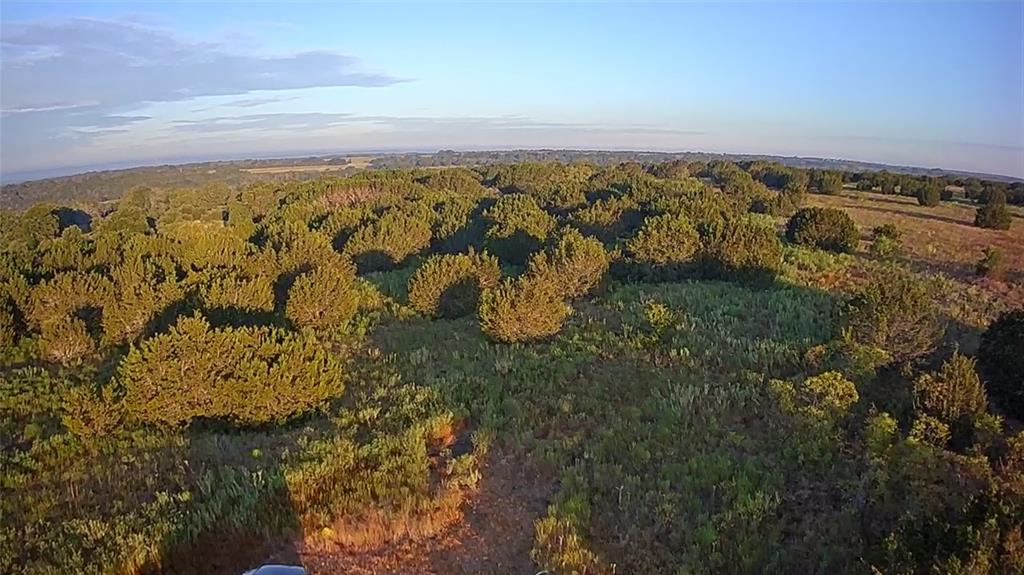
2;160;1023;574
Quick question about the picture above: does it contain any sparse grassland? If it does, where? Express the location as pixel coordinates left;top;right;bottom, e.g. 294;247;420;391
806;191;1024;306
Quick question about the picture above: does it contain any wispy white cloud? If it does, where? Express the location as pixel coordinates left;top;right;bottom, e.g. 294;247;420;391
0;17;407;172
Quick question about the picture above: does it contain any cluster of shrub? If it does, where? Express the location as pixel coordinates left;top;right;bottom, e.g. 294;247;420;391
2;161;1020;424
2;159;1024;573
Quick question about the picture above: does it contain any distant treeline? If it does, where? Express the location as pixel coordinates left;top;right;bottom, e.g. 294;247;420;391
3;149;1020;212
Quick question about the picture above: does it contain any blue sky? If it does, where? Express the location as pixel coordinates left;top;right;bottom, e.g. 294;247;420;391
1;1;1022;180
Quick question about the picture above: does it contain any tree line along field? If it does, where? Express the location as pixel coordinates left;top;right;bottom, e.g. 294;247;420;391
1;159;1023;574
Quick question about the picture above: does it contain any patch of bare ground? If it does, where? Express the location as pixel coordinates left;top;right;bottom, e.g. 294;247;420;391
806;192;1024;307
265;453;554;575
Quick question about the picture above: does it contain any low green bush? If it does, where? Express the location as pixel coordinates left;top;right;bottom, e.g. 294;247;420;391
120;315;344;426
483;194;557;265
342;210;433;272
286;262;361;331
916;185;941;207
408;251;501;318
624;213;700;279
785;207;859;253
0;302;15;349
914;353;987;426
975;247;1005;279
978;309;1024;419
842;268;942;361
569;195;644;242
975;196;1013;230
525;228;609;298
699;217;783;284
39;318;94;365
870;224;903;257
478;274;570;343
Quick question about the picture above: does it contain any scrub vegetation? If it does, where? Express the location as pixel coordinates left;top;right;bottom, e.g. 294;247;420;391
1;160;1022;574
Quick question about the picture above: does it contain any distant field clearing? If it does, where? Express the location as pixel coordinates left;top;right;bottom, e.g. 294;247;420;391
242;165;350;174
242;157;374;174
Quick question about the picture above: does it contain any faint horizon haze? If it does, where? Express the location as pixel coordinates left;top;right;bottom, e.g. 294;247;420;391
2;1;1022;179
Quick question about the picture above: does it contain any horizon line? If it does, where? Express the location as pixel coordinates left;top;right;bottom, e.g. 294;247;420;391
2;146;1022;187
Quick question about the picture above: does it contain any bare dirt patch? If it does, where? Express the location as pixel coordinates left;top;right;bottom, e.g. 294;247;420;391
806;192;1024;307
261;453;554;575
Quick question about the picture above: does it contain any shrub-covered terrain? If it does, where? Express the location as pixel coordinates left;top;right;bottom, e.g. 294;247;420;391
1;160;1022;574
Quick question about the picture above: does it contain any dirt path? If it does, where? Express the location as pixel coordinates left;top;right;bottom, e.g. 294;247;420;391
263;453;554;575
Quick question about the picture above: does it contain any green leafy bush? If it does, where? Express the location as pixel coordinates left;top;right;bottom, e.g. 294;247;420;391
975;197;1013;230
624;213;700;279
408;251;501;318
975;247;1005;279
431;196;487;253
286;262;361;331
569;195;644;242
39;318;95;365
120;315;344;426
785;207;859;253
483;194;557;265
478;275;570;343
699;217;783;283
842;268;942;361
342;210;433;272
870;224;903;257
102;256;184;345
0;302;14;349
916;184;941;207
914;353;987;426
199;270;276;314
812;170;844;195
978;309;1024;419
525;228;609;298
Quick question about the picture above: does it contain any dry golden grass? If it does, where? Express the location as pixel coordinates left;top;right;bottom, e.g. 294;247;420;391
806;191;1024;306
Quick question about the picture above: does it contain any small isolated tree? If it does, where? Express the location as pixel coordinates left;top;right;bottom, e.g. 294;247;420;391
975;190;1013;230
483;194;557;265
785;207;859;253
975;247;1005;279
870;223;903;258
914;353;987;426
525;228;609;298
978;309;1024;420
478;275;570;343
408;250;501;318
842;267;942;361
286;262;361;331
625;213;700;278
916;183;942;207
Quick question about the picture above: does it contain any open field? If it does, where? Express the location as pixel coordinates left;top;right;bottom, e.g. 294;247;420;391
806;191;1024;306
242;157;376;174
242;165;352;174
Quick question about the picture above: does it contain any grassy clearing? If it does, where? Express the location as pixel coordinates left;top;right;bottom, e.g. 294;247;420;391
806;191;1024;306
